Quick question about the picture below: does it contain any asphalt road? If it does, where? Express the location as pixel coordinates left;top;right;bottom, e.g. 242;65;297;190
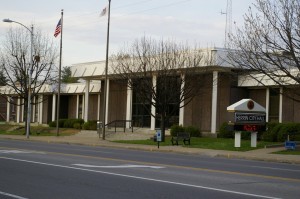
0;139;299;199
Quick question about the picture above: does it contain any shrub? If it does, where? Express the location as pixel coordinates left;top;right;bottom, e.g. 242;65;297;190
277;123;300;142
184;126;201;137
218;122;234;138
48;119;67;128
48;121;56;127
261;123;300;142
64;118;84;128
73;123;82;129
170;125;184;136
82;120;97;130
261;123;278;142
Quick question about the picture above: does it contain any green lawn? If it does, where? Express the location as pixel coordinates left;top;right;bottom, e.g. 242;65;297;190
273;150;300;155
0;124;79;136
113;137;278;151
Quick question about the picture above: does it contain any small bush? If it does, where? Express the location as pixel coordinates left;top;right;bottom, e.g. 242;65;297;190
261;123;300;142
73;123;82;129
184;126;201;137
48;119;67;128
261;123;278;142
170;125;184;136
64;118;84;128
277;123;300;142
48;121;56;127
82;120;97;130
218;122;234;138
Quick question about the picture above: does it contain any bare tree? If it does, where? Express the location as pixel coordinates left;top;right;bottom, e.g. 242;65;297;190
0;26;58;127
111;37;212;141
228;0;300;99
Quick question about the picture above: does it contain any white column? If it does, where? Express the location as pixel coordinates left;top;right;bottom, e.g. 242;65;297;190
266;88;270;123
82;94;85;119
234;132;241;147
151;75;157;130
251;132;257;147
6;97;10;122
76;95;79;118
105;79;110;124
211;71;218;134
52;94;56;121
16;97;20;123
97;94;101;120
21;99;24;122
179;74;185;126
126;80;132;128
38;95;43;124
84;79;90;122
32;96;36;123
279;87;283;123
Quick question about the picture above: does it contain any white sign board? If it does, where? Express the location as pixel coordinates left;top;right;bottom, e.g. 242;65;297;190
156;130;162;142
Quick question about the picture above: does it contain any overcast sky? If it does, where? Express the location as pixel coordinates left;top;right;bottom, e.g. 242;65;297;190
0;0;256;66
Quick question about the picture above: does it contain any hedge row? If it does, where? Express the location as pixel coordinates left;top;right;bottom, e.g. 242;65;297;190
170;125;201;137
263;123;300;142
49;118;85;129
218;122;300;142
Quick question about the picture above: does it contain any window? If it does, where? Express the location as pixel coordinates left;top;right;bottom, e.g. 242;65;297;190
269;88;279;122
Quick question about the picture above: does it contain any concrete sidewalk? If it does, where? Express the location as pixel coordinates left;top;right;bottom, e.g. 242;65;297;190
0;130;299;164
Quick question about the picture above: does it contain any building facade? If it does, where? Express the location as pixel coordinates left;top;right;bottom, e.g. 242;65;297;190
1;48;299;134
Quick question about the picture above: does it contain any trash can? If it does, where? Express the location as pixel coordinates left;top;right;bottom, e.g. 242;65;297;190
97;121;103;136
97;121;103;129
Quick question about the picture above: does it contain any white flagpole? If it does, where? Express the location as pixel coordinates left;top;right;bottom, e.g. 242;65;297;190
102;0;111;140
56;9;63;136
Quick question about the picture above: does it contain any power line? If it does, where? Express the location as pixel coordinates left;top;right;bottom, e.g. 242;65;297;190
62;0;194;28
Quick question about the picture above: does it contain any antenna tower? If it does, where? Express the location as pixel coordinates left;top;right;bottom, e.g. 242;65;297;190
222;0;232;48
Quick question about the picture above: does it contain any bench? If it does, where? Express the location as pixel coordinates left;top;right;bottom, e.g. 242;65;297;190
171;132;191;145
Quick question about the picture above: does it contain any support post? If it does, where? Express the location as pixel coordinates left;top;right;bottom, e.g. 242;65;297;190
52;94;56;122
151;75;157;130
126;80;132;128
16;97;20;123
179;74;185;126
251;132;257;147
234;131;241;147
6;97;10;122
211;71;218;134
84;79;90;122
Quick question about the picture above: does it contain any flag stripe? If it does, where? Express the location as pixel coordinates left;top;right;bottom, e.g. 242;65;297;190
54;19;61;37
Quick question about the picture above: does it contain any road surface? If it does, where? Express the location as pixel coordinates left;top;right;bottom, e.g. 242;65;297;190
0;139;299;199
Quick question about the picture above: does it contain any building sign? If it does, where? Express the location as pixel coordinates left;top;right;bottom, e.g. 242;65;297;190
233;124;266;132
235;112;266;124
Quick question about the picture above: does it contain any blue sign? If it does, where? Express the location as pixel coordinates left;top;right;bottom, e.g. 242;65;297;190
285;141;296;150
156;130;162;142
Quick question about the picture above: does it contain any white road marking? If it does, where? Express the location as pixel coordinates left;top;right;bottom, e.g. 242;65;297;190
0;150;45;154
72;164;164;169
250;165;300;172
0;150;32;154
0;157;282;199
0;191;28;199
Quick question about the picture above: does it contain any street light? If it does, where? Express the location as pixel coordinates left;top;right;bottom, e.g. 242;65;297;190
3;18;33;139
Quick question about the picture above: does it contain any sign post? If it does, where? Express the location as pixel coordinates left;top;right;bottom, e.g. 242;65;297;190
156;130;162;148
227;99;266;148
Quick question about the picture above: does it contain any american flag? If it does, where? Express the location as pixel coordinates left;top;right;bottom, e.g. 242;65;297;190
100;6;107;17
54;19;62;37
